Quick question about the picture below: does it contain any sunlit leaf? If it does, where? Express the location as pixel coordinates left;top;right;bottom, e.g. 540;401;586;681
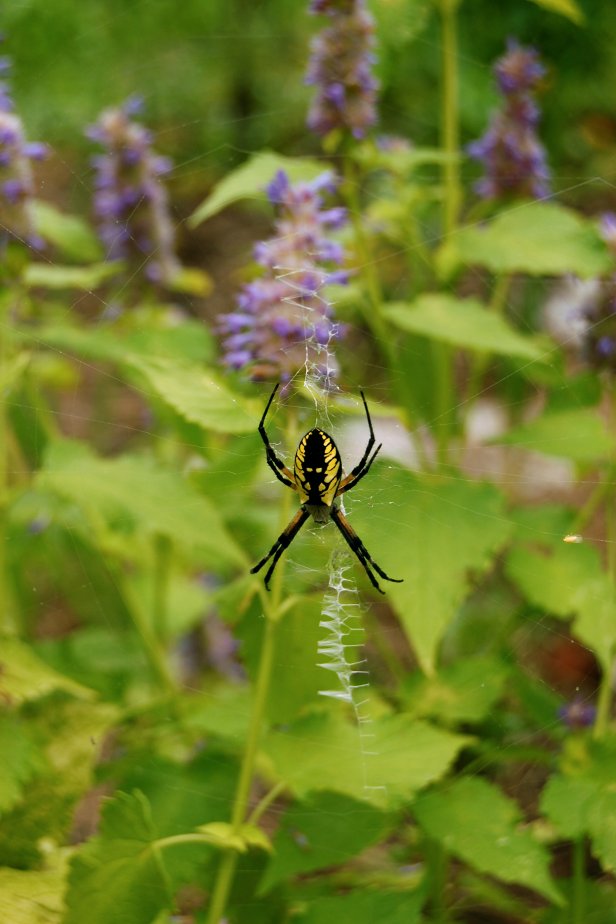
260;791;386;893
265;710;471;807
0;717;44;815
349;465;512;673
0;862;66;924
32;201;102;262
494;407;614;463
189;150;325;226
438;202;610;279
527;0;584;24
37;440;245;570
129;356;256;434
23;262;121;290
0;636;93;705
414;777;564;905
384;295;546;360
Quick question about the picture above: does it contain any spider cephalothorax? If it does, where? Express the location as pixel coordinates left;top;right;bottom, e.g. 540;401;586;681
250;384;403;594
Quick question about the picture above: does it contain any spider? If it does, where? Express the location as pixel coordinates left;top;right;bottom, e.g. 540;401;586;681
250;384;403;594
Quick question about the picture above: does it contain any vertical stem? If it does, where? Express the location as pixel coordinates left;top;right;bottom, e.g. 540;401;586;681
206;413;296;924
438;0;461;236
595;387;616;739
152;533;172;640
427;838;449;923
0;292;16;634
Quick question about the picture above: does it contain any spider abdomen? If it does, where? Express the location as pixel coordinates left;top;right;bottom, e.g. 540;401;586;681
294;427;342;508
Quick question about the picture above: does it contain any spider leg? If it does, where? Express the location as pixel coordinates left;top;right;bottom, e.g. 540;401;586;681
257;383;296;490
336;391;381;496
250;507;310;590
330;505;403;594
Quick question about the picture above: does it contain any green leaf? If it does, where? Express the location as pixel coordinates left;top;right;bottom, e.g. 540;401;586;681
0;716;44;815
302;890;423;924
0;636;93;705
527;0;584;24
129;356;256;434
260;791;386;893
494;407;614;463
189;150;326;226
506;541;616;670
265;710;471;807
0;862;66;924
541;775;598;839
414;777;564;906
349;467;511;673
197;820;272;854
32;201;102;262
438;202;611;279
402;655;509;724
37;440;244;570
23;262;120;290
65;791;169;924
383;295;546;360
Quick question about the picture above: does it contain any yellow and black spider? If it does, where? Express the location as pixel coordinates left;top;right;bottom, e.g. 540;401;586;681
250;384;403;594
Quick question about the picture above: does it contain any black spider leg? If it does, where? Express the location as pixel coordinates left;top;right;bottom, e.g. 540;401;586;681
337;391;382;496
257;383;296;489
250;508;310;589
330;506;403;595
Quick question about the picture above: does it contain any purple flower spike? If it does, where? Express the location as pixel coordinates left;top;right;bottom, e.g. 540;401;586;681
0;52;48;247
467;40;551;201
219;170;349;385
306;0;378;140
87;99;179;286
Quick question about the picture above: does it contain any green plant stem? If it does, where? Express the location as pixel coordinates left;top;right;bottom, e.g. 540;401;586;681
594;387;616;739
427;838;449;924
0;293;16;634
438;0;461;237
206;415;295;924
571;837;585;924
152;533;172;640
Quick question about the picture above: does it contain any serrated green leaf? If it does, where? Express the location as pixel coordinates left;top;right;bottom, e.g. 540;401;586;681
439;202;610;278
260;791;386;893
415;777;564;905
32;201;102;262
403;655;509;724
23;262;120;290
383;295;545;360
349;466;511;673
0;636;93;705
494;407;614;463
527;0;584;24
265;711;471;807
541;775;597;839
129;356;256;434
302;889;423;924
506;541;616;669
0;862;66;924
65;791;169;924
37;440;244;570
189;151;326;226
0;716;44;814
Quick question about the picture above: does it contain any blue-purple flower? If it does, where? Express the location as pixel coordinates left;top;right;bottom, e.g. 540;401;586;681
558;697;596;731
87;98;179;286
0;55;47;248
220;169;348;385
467;40;550;200
306;0;378;140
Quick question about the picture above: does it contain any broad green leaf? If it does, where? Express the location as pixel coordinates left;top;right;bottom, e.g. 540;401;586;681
37;440;244;570
129;356;256;434
0;717;43;814
260;791;386;893
0;351;29;392
541;775;598;839
494;407;614;463
414;777;564;906
65;791;169;924
439;202;611;279
0;862;66;924
302;890;423;924
0;636;92;704
402;655;509;724
528;0;584;24
383;295;545;361
265;710;471;807
506;541;616;669
32;201;102;262
23;262;120;290
190;150;325;226
349;466;511;673
197;820;271;853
